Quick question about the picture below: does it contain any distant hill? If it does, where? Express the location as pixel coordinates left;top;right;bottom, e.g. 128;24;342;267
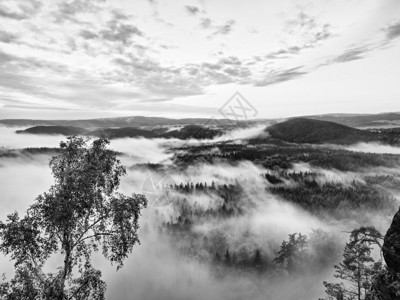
2;112;399;129
305;113;400;128
16;126;87;136
0;116;240;128
161;125;222;139
266;118;376;144
87;125;223;140
86;127;157;139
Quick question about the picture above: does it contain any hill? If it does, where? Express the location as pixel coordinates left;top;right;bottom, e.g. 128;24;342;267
266;118;376;144
0;116;240;128
16;126;87;136
86;125;223;140
305;113;400;128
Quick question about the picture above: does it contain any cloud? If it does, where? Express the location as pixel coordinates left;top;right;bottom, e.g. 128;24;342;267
385;20;400;41
330;47;369;63
100;20;143;44
80;29;98;40
184;5;200;15
213;19;236;35
112;54;159;73
52;0;101;23
286;11;317;31
265;46;301;59
0;129;397;300
0;51;13;66
273;11;333;58
143;74;205;97
219;56;241;65
0;50;146;109
0;6;25;20
184;56;251;85
0;0;41;20
344;143;400;155
137;98;171;103
0;30;17;44
255;66;307;86
200;18;212;28
112;54;206;97
1;0;395;117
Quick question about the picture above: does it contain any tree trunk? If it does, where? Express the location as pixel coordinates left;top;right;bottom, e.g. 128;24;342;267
58;233;72;300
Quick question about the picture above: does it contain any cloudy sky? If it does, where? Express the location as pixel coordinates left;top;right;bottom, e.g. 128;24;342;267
0;0;400;119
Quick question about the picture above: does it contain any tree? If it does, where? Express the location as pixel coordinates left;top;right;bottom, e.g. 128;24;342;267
350;227;383;253
224;249;231;266
322;281;345;300
323;227;383;300
253;248;264;272
273;233;308;272
0;137;147;300
214;252;222;263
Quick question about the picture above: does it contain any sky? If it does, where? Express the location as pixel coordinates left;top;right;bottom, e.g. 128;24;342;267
0;0;400;120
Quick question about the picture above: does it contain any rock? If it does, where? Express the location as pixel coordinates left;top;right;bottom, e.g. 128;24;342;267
383;208;400;273
371;207;400;299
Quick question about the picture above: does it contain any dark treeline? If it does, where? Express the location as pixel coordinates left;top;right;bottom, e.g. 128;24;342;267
159;182;245;223
262;171;397;215
270;181;395;216
153;165;398;278
174;143;400;172
159;171;396;221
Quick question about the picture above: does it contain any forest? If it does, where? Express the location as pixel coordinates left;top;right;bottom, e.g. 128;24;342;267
1;129;400;299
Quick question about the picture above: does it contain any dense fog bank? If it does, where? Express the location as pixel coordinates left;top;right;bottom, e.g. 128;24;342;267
0;128;399;299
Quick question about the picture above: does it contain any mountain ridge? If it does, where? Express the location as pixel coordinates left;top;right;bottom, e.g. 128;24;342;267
2;112;400;128
265;118;377;145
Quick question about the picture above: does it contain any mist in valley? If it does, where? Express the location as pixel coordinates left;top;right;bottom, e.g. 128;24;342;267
1;126;398;300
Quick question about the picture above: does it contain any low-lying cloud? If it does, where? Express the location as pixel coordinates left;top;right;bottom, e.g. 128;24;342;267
0;129;398;300
344;142;400;154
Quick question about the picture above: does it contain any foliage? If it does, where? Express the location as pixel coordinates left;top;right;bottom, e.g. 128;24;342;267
273;233;308;272
323;227;384;300
174;142;400;172
0;136;147;300
269;176;395;216
322;281;346;300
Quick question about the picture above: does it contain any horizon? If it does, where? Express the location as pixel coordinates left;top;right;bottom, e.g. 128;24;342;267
1;111;400;122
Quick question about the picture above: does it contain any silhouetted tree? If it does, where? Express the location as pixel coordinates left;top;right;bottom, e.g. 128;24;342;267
323;227;383;300
224;249;231;265
0;137;147;300
273;233;308;272
322;282;345;300
214;252;222;263
253;248;263;272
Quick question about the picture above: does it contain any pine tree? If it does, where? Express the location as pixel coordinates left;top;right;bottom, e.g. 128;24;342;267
224;249;231;266
253;249;263;270
323;227;383;300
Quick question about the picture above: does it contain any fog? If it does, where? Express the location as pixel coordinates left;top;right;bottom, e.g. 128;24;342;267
344;142;400;154
290;162;365;186
0;126;63;149
105;162;335;300
214;124;269;142
0;128;397;300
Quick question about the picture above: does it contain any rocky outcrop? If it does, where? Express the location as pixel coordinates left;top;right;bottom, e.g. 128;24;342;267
383;209;400;273
369;271;400;300
369;208;400;299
